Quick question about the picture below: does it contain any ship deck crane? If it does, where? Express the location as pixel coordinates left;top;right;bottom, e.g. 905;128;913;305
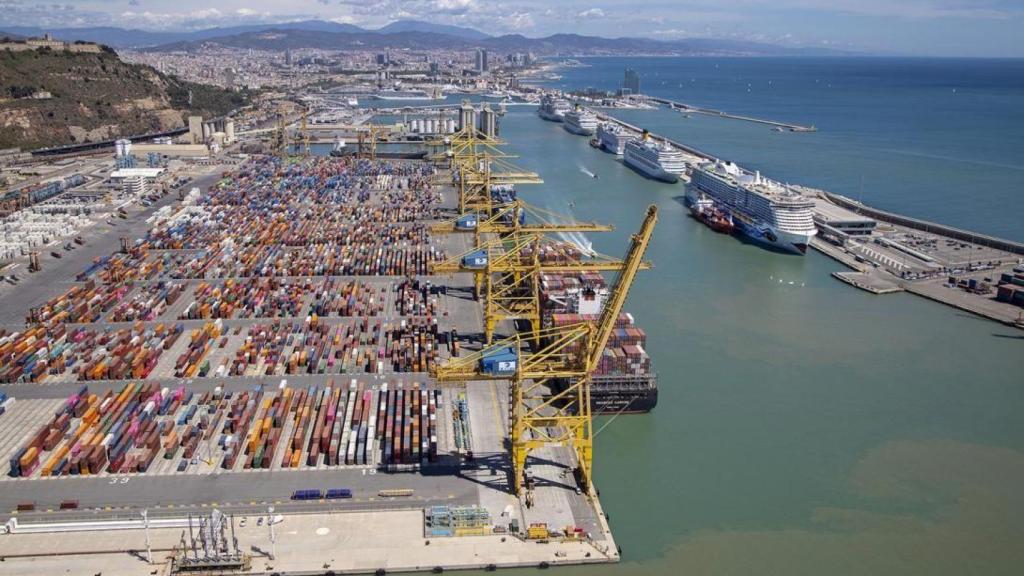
431;205;658;494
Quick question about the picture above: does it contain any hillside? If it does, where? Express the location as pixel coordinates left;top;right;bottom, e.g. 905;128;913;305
0;48;248;150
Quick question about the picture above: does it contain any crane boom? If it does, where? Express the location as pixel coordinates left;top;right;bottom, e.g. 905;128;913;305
587;204;658;370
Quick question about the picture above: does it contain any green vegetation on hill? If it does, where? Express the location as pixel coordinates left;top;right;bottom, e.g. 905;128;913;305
0;47;249;150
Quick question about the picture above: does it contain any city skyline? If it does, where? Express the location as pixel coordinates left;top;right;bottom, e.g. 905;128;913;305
0;0;1022;57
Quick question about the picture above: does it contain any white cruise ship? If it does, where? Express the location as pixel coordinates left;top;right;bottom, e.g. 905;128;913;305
595;123;629;155
687;160;817;254
622;131;687;183
538;94;571;122
374;89;441;100
563;106;598;136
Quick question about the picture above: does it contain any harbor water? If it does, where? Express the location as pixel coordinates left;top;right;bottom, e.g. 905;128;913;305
484;67;1023;574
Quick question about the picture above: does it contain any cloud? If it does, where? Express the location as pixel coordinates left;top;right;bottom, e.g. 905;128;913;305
577;8;605;19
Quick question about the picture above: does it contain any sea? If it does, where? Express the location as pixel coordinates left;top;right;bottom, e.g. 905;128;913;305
477;57;1023;576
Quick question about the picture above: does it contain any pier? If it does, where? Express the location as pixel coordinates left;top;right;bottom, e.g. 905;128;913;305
646;96;817;132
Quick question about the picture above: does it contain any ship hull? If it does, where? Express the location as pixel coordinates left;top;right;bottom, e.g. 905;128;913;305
538;109;565;122
733;221;812;254
624;156;680;183
589;375;658;413
563;123;595;136
599;140;626;155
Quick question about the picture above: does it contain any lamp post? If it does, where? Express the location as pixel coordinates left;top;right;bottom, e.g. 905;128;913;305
267;505;276;560
142;509;152;564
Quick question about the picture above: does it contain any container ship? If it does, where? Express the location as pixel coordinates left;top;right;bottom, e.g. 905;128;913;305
623;130;687;183
593;123;629;155
537;94;571;122
562;106;598;136
540;271;658;414
687;160;817;254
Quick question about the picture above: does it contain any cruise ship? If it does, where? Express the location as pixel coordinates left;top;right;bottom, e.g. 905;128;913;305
594;123;629;155
687;160;817;254
622;131;688;183
537;94;571;122
562;105;598;136
374;89;442;101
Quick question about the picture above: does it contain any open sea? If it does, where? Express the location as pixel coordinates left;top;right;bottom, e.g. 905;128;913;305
459;57;1023;576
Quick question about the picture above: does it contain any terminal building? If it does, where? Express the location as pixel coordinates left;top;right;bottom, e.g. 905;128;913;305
811;197;877;245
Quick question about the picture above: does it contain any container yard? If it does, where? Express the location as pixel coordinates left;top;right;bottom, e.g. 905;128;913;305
0;144;621;575
0;380;447;480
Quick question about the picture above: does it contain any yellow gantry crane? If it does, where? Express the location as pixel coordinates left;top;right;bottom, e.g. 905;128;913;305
431;205;658;495
430;201;622;343
272;117;288;158
425;109;541;214
432;229;651;343
300;111;310;157
453;154;543;216
431;198;613;251
357;125;387;160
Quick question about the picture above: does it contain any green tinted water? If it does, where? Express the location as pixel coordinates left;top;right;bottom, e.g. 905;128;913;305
475;108;1024;575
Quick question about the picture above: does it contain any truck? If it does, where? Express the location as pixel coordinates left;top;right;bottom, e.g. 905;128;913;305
291;489;323;501
325;488;353;499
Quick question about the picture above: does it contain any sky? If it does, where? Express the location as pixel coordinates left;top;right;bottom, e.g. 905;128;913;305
1;0;1022;56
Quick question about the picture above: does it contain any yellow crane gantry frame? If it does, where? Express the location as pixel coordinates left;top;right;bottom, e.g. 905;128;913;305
357;124;387;160
432;205;658;494
427;121;542;215
431;198;613;252
432;230;651;344
431;200;623;343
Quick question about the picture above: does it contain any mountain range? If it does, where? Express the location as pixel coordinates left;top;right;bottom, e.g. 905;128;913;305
0;19;845;56
0;19;488;48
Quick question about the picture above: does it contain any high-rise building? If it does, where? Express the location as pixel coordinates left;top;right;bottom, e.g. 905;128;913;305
622;68;641;95
474;49;489;72
429;62;439;76
285;49;293;66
